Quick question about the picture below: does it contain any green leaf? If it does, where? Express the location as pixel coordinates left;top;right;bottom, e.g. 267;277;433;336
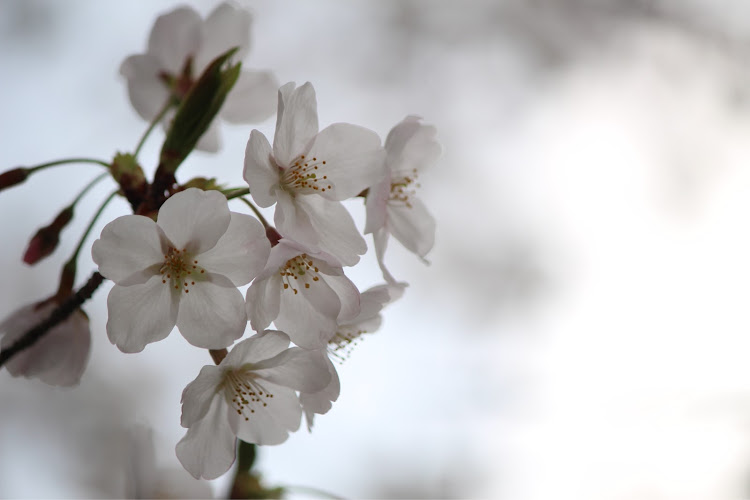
158;47;241;175
236;439;257;472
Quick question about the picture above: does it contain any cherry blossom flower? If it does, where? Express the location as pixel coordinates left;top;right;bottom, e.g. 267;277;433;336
121;2;278;152
243;81;385;265
300;283;404;429
0;299;90;387
365;116;440;282
126;425;213;499
245;239;360;349
92;188;270;353
176;330;330;480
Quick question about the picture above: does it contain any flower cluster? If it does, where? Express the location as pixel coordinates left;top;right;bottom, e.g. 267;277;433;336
0;1;441;484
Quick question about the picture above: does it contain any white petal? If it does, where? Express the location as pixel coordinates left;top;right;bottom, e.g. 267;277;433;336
387;197;436;259
364;166;391;234
300;356;340;431
275;275;339;349
180;364;225;427
157;188;231;254
245;275;281;333
198;212;270;286
323;273;360;323
274;189;319;249
306;123;385;200
273;82;318;167
92;215;167;285
244;130;280;208
194;120;222;153
373;227;398;284
119;54;170;122
195;2;252;71
222;70;278;124
176;395;236;480
253;347;331;392
148;6;202;75
106;276;179;353
297;196;366;267
2;304;90;387
176;274;247;349
233;383;301;445
386;115;441;177
224;330;289;366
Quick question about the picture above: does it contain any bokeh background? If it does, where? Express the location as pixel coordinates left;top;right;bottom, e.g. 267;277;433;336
3;0;750;498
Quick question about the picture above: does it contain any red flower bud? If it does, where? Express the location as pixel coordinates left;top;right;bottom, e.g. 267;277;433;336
23;206;74;265
0;168;29;192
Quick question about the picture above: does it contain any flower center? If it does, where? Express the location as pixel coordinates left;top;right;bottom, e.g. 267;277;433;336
224;369;274;422
328;326;368;363
389;168;420;208
159;247;205;294
278;253;321;295
280;155;332;194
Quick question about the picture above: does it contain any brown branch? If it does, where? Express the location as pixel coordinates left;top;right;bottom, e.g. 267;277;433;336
0;271;105;368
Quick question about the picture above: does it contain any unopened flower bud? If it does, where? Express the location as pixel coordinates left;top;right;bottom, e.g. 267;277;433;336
0;168;29;192
182;177;222;191
110;153;147;209
23;206;74;265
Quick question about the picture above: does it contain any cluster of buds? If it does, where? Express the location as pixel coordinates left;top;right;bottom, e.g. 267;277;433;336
0;2;440;485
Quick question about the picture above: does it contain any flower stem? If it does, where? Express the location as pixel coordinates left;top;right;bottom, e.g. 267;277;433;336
239;197;269;229
222;187;250;200
65;189;119;268
133;98;173;159
70;172;109;207
27;157;110;172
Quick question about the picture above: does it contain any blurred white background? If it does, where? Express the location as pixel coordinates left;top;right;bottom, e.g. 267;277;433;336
4;0;750;498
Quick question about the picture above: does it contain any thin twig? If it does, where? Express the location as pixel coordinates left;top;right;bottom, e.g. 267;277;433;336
0;271;105;368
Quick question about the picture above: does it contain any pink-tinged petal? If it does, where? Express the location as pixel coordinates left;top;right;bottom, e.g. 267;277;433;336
274;189;318;249
2;304;90;387
106;276;179;353
222;70;278;124
92;215;167;285
158;188;230;254
300;356;340;431
253;348;331;393
234;383;300;445
176;395;236;480
297;196;366;267
275;275;339;349
224;330;289;367
364;171;391;234
373;227;398;284
386;116;441;177
180;364;225;427
119;54;170;121
194;120;222;153
198;212;270;286
273;82;318;167
245;275;281;333
147;6;202;75
387;197;436;259
274;82;294;129
195;2;252;71
244;130;280;208
176;274;246;349
357;282;405;321
306;123;385;200
323;273;360;323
